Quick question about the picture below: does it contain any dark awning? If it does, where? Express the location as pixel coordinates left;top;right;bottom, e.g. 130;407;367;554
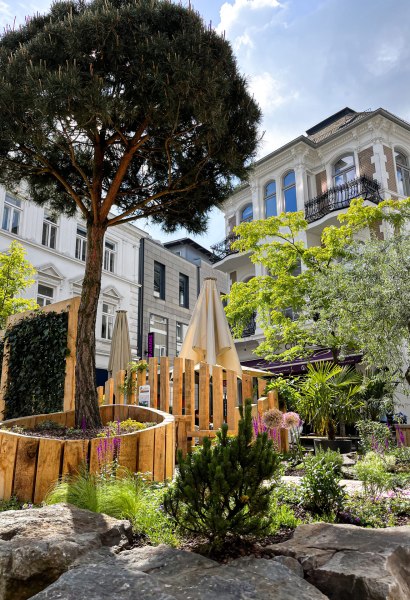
241;348;362;376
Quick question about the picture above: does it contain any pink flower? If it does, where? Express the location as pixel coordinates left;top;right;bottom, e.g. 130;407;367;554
282;411;301;429
262;408;284;430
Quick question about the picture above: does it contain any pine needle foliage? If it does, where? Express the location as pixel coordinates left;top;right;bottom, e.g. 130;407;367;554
163;400;280;547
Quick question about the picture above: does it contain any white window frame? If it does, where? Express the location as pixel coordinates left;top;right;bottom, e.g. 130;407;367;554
37;283;55;307
395;150;410;197
176;322;188;356
103;239;116;273
333;154;356;187
101;301;116;340
42;210;57;249
2;194;22;235
149;314;168;357
75;225;87;261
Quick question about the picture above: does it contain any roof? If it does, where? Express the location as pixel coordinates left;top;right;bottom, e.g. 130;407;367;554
163;237;214;261
229;107;410;196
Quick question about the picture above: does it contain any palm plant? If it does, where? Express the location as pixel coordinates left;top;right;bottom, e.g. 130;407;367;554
297;362;363;440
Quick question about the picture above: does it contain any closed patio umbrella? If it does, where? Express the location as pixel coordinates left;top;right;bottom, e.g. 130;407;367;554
108;310;132;388
179;277;242;376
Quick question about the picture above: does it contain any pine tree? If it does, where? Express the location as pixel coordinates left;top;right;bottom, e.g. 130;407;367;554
164;400;280;548
0;1;261;427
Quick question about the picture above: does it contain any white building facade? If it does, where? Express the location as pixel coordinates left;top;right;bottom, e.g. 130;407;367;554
0;188;228;384
212;107;410;375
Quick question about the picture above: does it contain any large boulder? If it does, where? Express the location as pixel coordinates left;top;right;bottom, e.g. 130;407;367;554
0;503;132;600
32;544;328;599
267;523;410;600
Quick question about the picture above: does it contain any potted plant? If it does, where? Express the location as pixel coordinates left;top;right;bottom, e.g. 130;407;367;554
296;362;363;453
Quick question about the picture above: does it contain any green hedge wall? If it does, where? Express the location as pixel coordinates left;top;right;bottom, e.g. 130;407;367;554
4;311;69;419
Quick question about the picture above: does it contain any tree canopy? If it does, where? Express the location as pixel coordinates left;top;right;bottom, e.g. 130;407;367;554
0;0;261;232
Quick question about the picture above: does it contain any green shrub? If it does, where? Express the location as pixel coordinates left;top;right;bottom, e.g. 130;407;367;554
96;419;153;437
45;468;178;546
164;400;281;548
356;420;393;454
300;449;346;515
354;452;395;497
0;497;21;512
391;446;410;471
340;493;410;527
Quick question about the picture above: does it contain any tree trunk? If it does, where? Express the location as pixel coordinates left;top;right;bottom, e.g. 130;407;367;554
75;221;106;429
327;420;336;441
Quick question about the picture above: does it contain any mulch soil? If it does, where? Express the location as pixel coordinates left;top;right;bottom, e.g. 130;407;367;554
6;426;106;440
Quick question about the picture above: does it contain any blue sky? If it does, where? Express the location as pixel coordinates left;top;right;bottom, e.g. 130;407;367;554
2;0;410;249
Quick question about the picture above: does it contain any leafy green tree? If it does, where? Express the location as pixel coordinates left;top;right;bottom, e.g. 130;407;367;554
0;0;260;426
163;400;280;549
0;241;37;328
312;231;410;389
225;197;410;372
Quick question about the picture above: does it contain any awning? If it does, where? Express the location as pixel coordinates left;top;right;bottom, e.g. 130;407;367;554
241;348;362;376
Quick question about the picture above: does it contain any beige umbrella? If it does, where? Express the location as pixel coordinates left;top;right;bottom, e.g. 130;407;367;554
108;310;132;386
179;277;242;376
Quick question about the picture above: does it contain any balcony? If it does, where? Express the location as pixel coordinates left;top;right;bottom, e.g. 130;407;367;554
210;233;239;263
241;312;257;337
305;175;381;224
229;312;256;338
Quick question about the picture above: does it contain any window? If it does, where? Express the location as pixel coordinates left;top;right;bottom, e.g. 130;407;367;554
104;239;116;272
101;302;115;340
75;226;87;261
265;181;277;217
149;314;168;357
2;194;21;235
333;154;356;186
176;322;188;355
37;283;54;307
395;151;410;196
42;210;57;249
154;261;165;299
283;171;297;212
240;203;253;222
179;273;189;308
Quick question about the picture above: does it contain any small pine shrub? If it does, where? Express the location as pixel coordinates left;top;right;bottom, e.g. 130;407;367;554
163;399;280;548
300;449;345;515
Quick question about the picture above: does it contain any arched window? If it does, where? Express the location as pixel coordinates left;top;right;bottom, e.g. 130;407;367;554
333;154;356;186
395;150;410;196
265;181;277;217
283;171;297;212
241;203;253;222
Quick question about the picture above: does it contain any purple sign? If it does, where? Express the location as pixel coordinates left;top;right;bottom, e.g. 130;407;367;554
147;332;155;358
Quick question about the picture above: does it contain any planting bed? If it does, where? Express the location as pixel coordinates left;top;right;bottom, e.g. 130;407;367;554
0;404;175;503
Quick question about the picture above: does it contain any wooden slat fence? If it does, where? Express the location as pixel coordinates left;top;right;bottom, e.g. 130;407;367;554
98;357;289;456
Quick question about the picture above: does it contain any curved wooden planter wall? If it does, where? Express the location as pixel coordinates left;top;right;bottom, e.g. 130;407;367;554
0;404;175;504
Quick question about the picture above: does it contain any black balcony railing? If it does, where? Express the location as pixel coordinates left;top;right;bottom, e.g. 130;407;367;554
210;233;239;263
305;175;381;224
241;313;257;337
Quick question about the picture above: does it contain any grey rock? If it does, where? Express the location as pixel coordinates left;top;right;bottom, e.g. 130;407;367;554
271;555;305;577
267;523;410;600
116;544;217;578
33;546;329;600
30;561;177;600
0;503;132;600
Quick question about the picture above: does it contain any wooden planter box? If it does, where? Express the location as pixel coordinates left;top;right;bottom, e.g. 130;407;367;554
0;405;175;504
396;424;410;447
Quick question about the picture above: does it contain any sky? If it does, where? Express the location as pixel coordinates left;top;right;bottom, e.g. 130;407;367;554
2;0;410;249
